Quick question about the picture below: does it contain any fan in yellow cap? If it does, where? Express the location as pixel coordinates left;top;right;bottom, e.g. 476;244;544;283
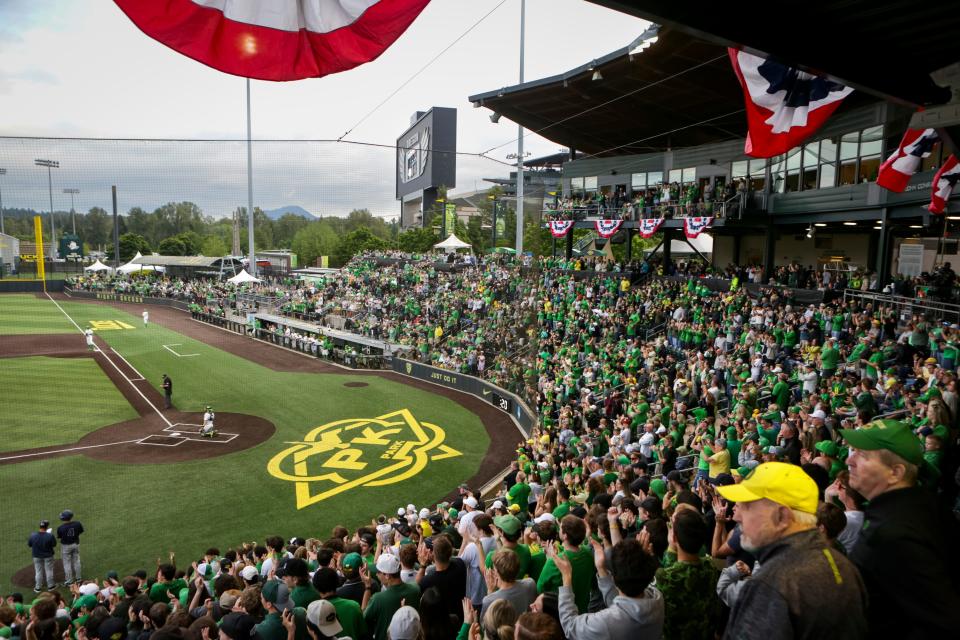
716;461;818;514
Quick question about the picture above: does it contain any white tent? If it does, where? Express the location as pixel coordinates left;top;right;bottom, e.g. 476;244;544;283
433;234;472;253
227;269;261;284
84;259;113;273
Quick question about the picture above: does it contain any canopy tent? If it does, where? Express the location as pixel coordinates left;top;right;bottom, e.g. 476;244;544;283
118;253;166;275
227;269;262;284
434;234;472;253
83;260;113;273
487;246;517;254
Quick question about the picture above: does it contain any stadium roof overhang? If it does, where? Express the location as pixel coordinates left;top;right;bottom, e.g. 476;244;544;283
583;1;957;108
469;26;750;156
137;255;239;267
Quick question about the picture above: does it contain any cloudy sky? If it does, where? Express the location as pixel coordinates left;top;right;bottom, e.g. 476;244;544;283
0;0;647;219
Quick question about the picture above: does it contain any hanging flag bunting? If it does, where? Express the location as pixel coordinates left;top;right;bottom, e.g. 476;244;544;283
595;219;623;238
549;220;574;237
638;217;664;238
684;216;713;238
877;128;940;193
929;155;960;215
113;0;431;81
728;48;853;158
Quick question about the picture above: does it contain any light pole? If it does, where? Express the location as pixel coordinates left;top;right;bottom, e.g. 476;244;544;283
63;188;79;235
35;159;59;258
0;168;6;236
515;0;525;254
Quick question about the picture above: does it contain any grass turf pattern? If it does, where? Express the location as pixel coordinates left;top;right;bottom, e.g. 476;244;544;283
0;356;139;452
0;295;489;591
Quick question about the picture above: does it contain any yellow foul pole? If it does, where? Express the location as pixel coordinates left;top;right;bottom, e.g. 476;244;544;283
34;215;46;291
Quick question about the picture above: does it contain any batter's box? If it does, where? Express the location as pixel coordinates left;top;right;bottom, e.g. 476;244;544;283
182;432;239;444
165;423;203;435
139;435;186;447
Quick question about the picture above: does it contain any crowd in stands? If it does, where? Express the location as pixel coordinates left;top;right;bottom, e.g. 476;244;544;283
29;247;960;637
543;180;749;222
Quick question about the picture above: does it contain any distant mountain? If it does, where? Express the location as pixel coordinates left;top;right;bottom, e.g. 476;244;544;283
263;205;318;221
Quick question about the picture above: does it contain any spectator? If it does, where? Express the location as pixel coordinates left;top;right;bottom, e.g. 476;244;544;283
362;554;420;640
311;567;366;640
536;516;595;614
554;538;662;640
718;462;868;638
842;420;960;635
479;549;537;620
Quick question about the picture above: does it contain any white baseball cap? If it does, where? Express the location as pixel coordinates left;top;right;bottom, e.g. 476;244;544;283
375;554;401;574
418;508;430;519
397;507;406;517
79;583;100;596
492;500;504;510
240;565;259;581
464;497;479;509
388;606;421;640
306;600;343;637
533;513;556;524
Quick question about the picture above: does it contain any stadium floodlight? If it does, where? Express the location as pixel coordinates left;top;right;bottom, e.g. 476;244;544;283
64;188;80;235
0;168;6;236
35;159;59;256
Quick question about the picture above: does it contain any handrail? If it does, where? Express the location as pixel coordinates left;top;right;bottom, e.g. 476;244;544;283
842;288;960;324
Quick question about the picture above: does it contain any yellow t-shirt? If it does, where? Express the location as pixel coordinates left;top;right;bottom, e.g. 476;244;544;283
708;448;731;478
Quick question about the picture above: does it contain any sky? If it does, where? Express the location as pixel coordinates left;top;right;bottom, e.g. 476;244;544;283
0;0;648;220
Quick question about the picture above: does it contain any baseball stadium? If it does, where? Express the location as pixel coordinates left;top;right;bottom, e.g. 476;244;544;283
1;2;959;640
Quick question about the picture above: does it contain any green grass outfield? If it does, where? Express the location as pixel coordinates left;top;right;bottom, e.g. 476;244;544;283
0;294;490;592
0;356;139;452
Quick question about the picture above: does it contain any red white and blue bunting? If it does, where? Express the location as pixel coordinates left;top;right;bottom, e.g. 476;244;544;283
683;216;713;238
594;219;623;238
549;220;574;237
638;217;664;238
929;155;959;215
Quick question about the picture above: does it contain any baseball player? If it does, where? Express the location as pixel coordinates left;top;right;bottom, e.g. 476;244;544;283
85;328;94;351
142;309;149;327
201;406;217;438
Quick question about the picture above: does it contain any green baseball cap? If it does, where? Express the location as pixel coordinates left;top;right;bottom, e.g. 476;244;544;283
72;595;98;611
726;426;738;438
649;478;667;499
341;552;363;574
0;626;11;638
840;419;924;465
814;440;838;457
493;515;522;536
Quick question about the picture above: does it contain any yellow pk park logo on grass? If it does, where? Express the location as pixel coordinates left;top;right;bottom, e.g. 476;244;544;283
89;320;136;331
267;409;461;509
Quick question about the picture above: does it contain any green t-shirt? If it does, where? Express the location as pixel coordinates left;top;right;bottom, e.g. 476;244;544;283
656;560;722;640
290;584;321;609
536;547;596;614
149;578;188;604
698;445;713;471
255;612;286;640
508;482;532;513
364;582;421;640
485;544;532;579
329;596;366;640
821;346;839;370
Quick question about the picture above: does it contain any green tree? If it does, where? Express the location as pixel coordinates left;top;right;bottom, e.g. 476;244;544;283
81;207;112;248
158;236;187;256
333;227;388;266
118;233;151;262
178;231;202;255
291;221;339;267
200;235;228;257
273;213;309;249
398;227;437;253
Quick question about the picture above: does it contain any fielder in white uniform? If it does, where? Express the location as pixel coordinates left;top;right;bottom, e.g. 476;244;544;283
142;310;149;327
201;406;217;437
85;329;94;350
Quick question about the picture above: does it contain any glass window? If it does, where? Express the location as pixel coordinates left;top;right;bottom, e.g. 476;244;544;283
750;174;766;192
785;170;800;192
860;126;883;157
749;159;767;176
859;155;881;183
770;158;785;193
803;142;820;169
819;162;836;189
819;138;837;165
648;171;663;186
668;169;682;184
584;176;598;191
921;141;942;172
631;173;646;189
732;161;748;179
840;132;859;160
802;166;818;190
570;177;584;190
786;148;801;170
839;160;857;186
682;167;697;184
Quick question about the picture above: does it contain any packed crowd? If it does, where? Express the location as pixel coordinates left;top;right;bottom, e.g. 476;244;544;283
543;180;748;222
26;249;960;638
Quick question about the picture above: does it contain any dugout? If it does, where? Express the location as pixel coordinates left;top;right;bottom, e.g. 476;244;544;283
252;312;411;362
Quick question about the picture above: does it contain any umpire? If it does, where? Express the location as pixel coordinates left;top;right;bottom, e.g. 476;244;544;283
162;374;173;409
57;509;84;585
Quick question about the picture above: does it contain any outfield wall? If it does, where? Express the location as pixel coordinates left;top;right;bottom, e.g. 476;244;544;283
64;288;192;310
0;280;65;293
393;358;534;437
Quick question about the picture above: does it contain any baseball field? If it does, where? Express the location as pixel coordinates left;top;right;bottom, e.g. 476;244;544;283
0;293;516;592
